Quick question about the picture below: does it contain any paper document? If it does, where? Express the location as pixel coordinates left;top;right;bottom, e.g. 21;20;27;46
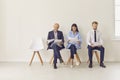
54;39;62;43
47;39;54;44
93;42;101;46
48;39;62;47
54;39;62;47
68;37;79;43
47;39;62;44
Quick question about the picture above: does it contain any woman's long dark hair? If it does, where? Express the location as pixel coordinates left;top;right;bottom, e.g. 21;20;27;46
71;23;79;32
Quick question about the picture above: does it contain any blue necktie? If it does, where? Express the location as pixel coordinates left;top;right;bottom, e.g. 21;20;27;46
94;30;97;42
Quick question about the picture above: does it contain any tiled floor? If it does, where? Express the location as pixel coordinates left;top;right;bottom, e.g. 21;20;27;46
0;62;120;80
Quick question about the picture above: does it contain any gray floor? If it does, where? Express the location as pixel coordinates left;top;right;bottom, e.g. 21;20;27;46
0;62;120;80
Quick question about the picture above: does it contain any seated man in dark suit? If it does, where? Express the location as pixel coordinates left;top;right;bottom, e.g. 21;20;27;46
47;23;65;69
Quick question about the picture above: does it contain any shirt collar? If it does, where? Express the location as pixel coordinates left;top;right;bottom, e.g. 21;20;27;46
71;31;78;35
92;29;98;32
53;30;58;33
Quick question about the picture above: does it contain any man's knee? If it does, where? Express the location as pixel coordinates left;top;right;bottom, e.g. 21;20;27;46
88;45;92;50
100;46;105;51
52;43;57;47
70;45;76;49
52;44;58;49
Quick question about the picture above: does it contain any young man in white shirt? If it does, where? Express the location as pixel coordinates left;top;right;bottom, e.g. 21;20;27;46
87;21;106;68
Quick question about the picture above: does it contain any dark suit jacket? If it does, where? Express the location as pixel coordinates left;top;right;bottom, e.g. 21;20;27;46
47;30;65;50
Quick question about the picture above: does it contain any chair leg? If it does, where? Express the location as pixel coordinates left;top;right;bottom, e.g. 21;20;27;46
95;51;100;63
87;60;89;63
49;55;54;64
67;57;72;65
29;51;36;66
75;53;81;63
37;51;43;65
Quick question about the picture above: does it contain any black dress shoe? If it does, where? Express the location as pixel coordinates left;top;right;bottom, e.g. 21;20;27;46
54;64;57;69
89;63;93;68
100;63;106;68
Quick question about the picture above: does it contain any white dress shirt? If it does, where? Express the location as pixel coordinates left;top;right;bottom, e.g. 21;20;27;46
87;30;103;46
54;31;58;39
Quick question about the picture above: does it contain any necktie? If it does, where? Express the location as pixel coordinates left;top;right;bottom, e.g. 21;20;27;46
94;30;97;42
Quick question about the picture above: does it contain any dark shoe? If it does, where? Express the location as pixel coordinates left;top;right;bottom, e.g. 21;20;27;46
89;63;93;68
100;63;106;68
54;63;57;69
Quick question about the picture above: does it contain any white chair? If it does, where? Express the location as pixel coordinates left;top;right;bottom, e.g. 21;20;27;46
29;38;44;66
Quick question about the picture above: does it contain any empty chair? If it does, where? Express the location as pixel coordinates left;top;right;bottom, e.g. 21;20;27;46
29;37;44;66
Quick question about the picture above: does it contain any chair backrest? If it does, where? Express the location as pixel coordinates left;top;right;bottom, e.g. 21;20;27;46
29;37;44;51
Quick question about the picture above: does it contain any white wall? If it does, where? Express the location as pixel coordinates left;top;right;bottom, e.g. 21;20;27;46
0;0;119;62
